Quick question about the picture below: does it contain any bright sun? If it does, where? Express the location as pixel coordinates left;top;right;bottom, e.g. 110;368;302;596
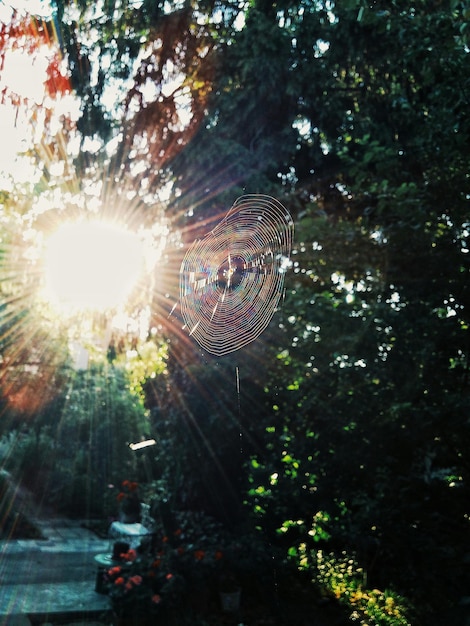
43;220;145;313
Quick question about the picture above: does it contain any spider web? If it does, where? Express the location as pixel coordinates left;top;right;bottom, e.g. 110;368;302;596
179;194;294;356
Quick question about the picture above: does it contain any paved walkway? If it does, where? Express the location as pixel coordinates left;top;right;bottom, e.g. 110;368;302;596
0;517;353;626
0;517;112;626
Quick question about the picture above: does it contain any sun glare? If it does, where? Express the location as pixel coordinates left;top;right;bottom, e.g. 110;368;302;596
43;220;145;313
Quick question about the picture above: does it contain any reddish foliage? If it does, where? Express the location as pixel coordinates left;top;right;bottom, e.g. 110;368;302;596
44;55;70;97
0;11;70;103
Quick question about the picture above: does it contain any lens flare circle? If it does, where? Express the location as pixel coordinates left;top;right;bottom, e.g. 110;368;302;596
179;194;294;356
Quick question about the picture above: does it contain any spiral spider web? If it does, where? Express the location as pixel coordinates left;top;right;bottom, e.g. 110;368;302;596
179;194;294;356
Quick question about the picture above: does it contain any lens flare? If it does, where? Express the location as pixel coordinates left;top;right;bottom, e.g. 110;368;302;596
43;220;145;313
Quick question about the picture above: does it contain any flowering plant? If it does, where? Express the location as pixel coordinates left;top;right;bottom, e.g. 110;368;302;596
116;480;141;523
103;509;270;620
117;480;139;502
104;522;230;619
104;545;184;619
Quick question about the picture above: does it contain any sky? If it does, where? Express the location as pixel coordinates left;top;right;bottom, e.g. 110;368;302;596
0;1;59;184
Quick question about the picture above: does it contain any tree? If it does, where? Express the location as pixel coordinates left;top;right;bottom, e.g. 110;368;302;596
226;1;470;621
2;361;151;517
160;0;469;620
52;0;243;193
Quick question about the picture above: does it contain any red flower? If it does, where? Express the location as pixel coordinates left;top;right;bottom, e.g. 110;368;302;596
194;550;205;561
114;577;125;585
174;528;182;537
166;573;174;580
215;550;223;560
151;594;162;604
117;492;125;502
177;546;185;555
130;575;142;585
120;480;138;492
122;549;137;562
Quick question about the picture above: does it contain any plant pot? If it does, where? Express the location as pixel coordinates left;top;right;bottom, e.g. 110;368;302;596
219;588;241;612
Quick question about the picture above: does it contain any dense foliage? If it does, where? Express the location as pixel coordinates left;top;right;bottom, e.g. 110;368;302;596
162;2;470;621
0;1;469;624
0;363;153;516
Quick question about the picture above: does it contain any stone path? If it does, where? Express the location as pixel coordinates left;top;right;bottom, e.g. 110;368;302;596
0;517;352;626
0;517;112;626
